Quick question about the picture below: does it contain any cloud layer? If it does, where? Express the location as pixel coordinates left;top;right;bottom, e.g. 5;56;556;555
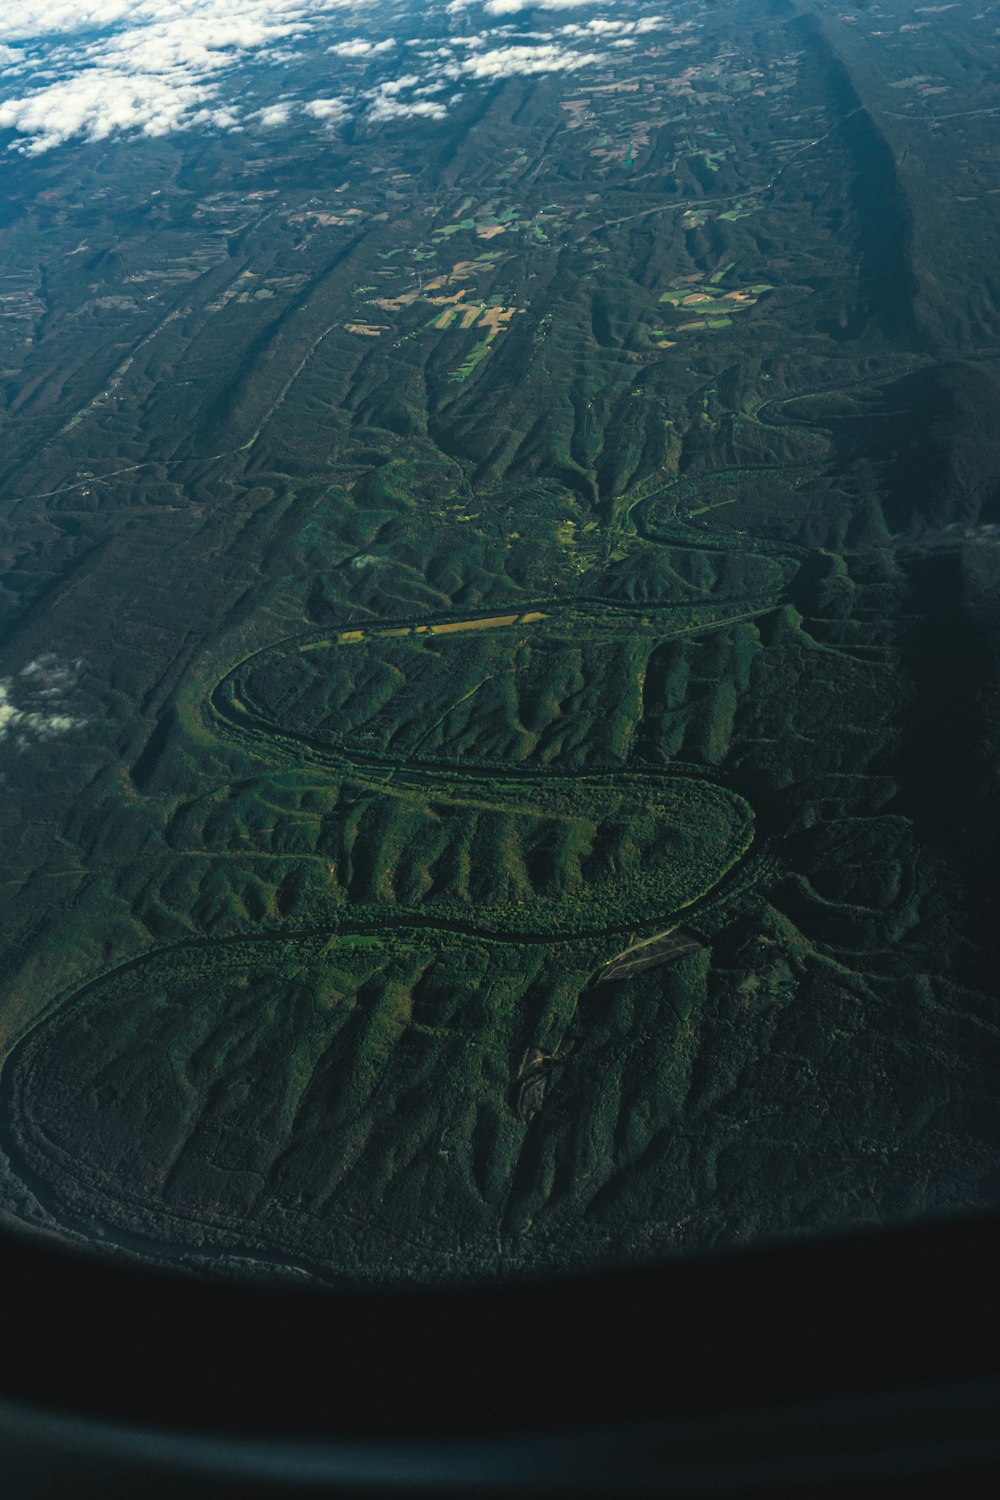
0;656;85;750
0;0;666;152
0;1;345;152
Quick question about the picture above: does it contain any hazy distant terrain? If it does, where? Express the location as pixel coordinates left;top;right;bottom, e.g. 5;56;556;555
1;0;999;1283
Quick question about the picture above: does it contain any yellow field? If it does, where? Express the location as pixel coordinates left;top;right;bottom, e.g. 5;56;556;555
327;610;548;649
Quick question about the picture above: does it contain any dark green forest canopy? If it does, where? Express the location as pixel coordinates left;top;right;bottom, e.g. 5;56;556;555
0;0;999;1284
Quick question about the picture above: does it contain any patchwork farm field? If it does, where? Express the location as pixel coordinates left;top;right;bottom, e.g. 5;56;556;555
1;0;1000;1282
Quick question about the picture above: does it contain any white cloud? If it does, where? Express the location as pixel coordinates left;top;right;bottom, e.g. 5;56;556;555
254;101;294;126
0;70;236;153
368;96;450;121
443;42;602;81
560;15;667;38
328;37;396;58
0;656;85;749
375;73;422;96
484;0;611;15
364;70;451;122
303;95;348;120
